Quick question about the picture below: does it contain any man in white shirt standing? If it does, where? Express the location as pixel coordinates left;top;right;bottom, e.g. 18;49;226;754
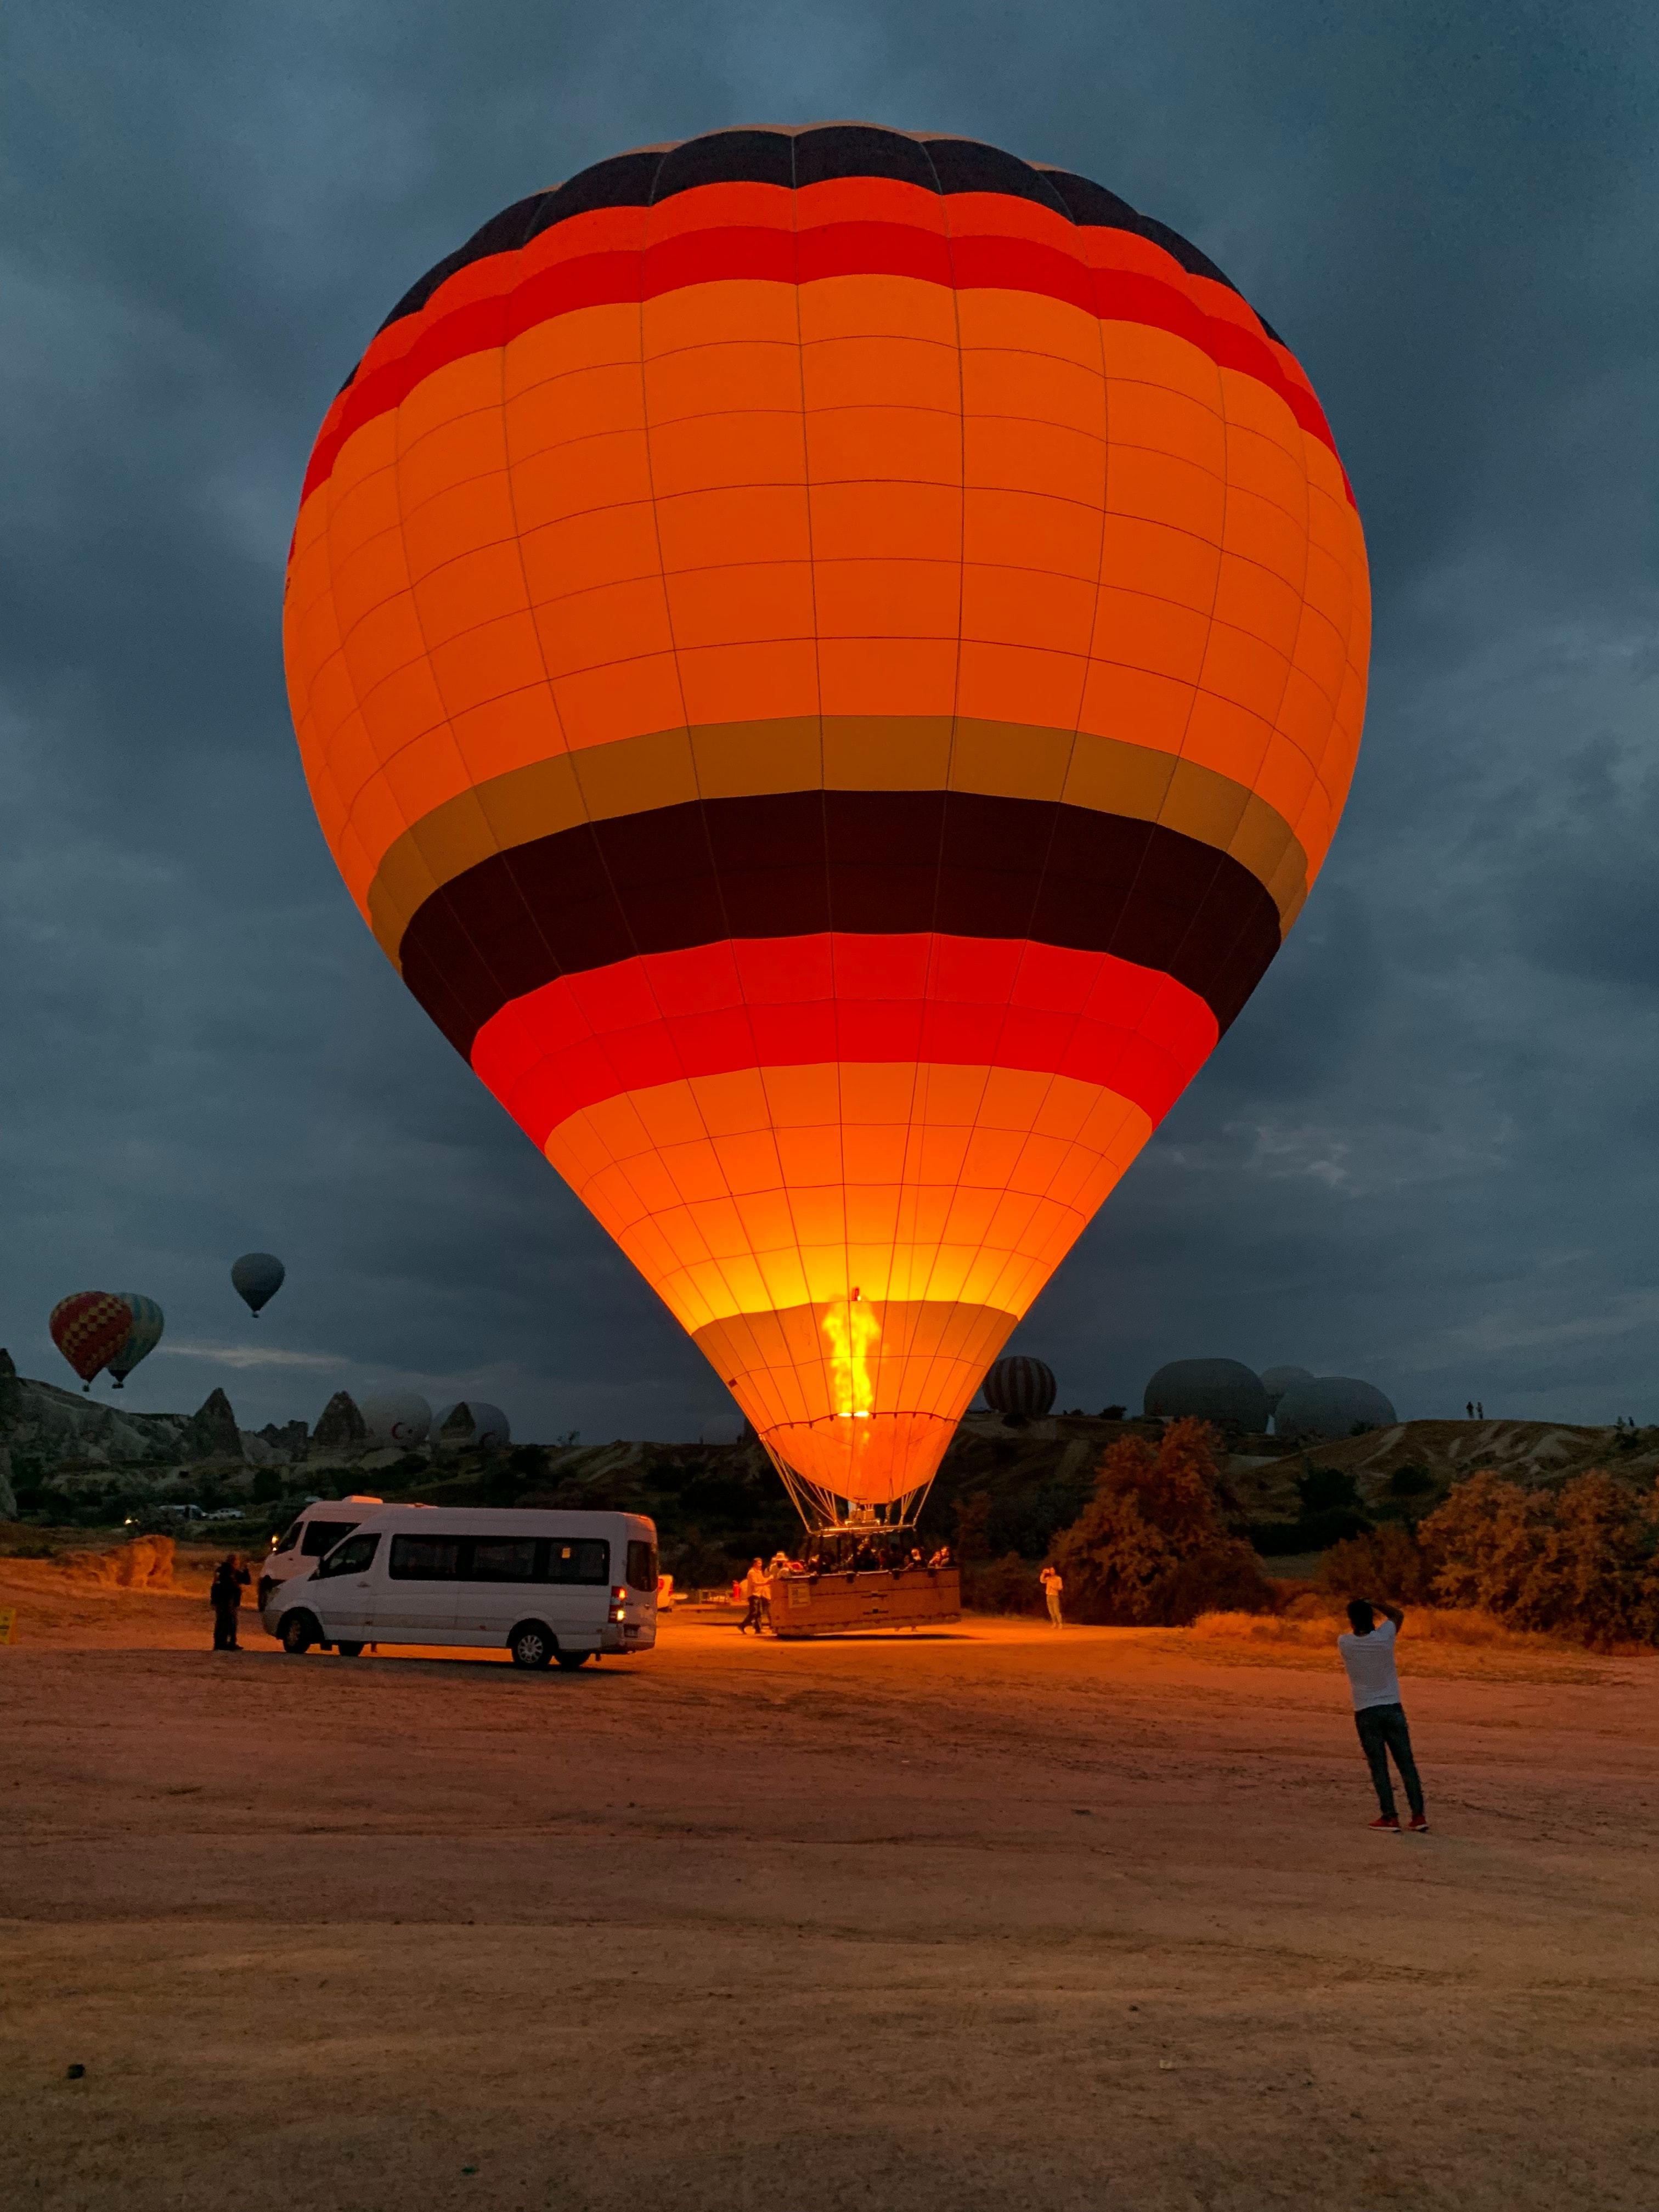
1039;1563;1064;1628
1338;1599;1428;1833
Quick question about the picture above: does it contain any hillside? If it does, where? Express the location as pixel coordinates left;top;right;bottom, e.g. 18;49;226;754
5;1336;1653;1579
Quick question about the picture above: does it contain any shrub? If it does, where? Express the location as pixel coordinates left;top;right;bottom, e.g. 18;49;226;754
962;1551;1042;1615
1418;1469;1659;1647
1146;1544;1282;1624
953;1491;993;1563
1318;1525;1434;1606
1249;1465;1373;1554
1048;1417;1273;1625
1386;1464;1436;1499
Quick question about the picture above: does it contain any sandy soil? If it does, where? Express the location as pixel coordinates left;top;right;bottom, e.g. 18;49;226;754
2;1565;1657;2211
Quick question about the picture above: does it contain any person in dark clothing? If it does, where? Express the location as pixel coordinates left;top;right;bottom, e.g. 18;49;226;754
210;1554;251;1651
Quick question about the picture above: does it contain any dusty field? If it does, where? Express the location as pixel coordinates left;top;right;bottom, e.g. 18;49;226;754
2;1565;1657;2212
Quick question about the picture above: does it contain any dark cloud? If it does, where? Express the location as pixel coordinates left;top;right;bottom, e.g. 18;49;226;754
3;0;1655;1437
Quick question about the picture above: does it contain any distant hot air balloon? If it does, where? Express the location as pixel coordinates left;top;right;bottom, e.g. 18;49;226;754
359;1392;432;1448
435;1400;511;1451
984;1356;1058;1422
284;125;1369;1533
106;1294;164;1389
49;1292;133;1392
232;1251;285;1317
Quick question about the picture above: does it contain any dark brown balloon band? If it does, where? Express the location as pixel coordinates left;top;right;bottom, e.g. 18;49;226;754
396;789;1282;1059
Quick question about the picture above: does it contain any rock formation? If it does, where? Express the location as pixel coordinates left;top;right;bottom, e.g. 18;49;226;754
178;1388;242;1463
0;1353;189;1466
312;1391;367;1459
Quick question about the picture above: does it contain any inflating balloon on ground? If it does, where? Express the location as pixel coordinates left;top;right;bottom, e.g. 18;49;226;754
283;125;1370;1533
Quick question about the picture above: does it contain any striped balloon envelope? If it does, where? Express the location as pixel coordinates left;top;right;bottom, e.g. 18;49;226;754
284;125;1369;1528
107;1294;165;1389
983;1355;1058;1423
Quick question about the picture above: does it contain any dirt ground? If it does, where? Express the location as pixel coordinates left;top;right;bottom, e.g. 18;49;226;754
2;1564;1657;2212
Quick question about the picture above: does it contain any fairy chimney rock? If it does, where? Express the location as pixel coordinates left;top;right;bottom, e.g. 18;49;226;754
313;1392;367;1456
180;1387;241;1462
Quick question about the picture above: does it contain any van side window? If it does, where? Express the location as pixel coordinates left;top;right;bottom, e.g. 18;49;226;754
390;1535;464;1580
469;1538;538;1583
301;1518;359;1557
318;1533;380;1578
544;1540;608;1586
627;1540;658;1593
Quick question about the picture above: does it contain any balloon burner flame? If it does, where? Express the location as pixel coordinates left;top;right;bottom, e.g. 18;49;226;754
822;1290;879;1423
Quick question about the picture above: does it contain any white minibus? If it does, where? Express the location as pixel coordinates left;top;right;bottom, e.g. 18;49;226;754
257;1497;386;1611
261;1505;658;1670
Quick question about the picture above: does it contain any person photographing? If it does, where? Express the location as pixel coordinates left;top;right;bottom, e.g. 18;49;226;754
209;1553;250;1652
1338;1598;1428;1833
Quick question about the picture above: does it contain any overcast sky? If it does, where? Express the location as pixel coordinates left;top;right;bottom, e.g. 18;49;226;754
3;1;1657;1441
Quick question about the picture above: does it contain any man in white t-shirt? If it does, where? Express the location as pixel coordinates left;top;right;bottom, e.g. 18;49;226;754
1337;1599;1427;1833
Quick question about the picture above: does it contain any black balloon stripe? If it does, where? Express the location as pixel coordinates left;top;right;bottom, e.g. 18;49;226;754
369;126;1244;345
397;791;1283;1059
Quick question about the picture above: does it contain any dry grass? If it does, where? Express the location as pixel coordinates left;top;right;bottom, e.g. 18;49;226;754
1190;1604;1590;1654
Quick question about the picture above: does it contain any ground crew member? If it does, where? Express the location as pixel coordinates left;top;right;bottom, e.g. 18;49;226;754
738;1558;770;1635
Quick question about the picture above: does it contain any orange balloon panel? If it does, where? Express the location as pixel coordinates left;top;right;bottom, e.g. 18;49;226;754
284;125;1370;1519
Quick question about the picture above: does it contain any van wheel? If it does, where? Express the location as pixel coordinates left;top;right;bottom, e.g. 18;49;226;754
280;1612;319;1655
335;1641;364;1658
555;1649;590;1671
509;1623;552;1669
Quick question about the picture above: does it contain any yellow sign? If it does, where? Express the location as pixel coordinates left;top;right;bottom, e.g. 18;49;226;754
0;1607;15;1645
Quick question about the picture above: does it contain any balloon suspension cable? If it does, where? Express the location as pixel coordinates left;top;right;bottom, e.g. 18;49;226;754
757;1434;935;1537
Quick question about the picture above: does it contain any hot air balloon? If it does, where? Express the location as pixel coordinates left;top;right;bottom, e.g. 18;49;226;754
232;1252;285;1317
49;1292;133;1392
359;1392;432;1448
435;1400;511;1451
984;1356;1058;1422
107;1294;165;1389
284;125;1369;1536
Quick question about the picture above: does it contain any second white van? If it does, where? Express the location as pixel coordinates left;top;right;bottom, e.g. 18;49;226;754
257;1496;386;1611
261;1505;658;1669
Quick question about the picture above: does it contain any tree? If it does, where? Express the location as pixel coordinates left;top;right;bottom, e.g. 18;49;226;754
1048;1418;1271;1625
1418;1469;1659;1647
1318;1525;1434;1606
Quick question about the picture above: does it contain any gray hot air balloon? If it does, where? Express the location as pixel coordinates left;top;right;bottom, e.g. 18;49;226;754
1260;1364;1314;1417
1274;1376;1397;1443
1143;1358;1270;1434
232;1252;286;1318
435;1401;511;1452
360;1392;432;1449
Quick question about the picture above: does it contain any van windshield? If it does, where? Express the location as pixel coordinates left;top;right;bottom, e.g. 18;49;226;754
301;1518;360;1557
